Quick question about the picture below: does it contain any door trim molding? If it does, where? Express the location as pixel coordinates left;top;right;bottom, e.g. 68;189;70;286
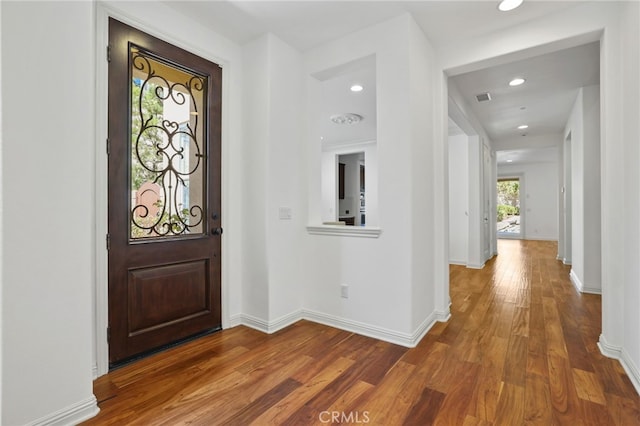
94;3;232;377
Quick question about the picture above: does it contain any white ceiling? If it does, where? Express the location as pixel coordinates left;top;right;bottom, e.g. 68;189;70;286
497;147;559;166
163;0;601;165
164;1;581;52
450;42;600;143
316;59;377;146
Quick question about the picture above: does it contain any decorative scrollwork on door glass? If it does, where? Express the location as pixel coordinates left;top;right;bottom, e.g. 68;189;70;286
129;46;207;240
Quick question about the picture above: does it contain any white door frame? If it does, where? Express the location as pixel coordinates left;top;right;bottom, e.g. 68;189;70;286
93;3;232;377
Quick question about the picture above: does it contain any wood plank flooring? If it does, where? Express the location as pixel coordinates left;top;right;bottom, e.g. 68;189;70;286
84;240;640;425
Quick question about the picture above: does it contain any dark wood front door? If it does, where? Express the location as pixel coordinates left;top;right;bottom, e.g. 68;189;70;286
108;18;222;366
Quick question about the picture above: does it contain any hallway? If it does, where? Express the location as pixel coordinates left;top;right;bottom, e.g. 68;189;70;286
86;240;640;425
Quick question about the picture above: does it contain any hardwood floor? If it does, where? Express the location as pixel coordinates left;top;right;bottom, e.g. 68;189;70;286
84;240;640;425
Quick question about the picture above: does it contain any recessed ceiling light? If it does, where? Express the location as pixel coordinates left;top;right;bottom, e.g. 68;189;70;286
350;84;363;92
517;125;529;130
507;159;513;163
509;77;526;86
498;0;524;12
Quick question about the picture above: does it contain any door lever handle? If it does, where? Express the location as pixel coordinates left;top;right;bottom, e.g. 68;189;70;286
212;227;223;236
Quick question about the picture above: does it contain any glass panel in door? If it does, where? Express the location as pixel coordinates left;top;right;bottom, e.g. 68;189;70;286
130;47;206;240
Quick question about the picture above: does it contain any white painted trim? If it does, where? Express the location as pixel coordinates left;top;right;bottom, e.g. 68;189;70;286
466;262;485;270
27;396;99;426
621;349;640;397
94;3;110;379
236;311;303;334
520;236;558;241
569;269;583;292
306;225;382;238
570;269;601;294
232;308;451;348
269;311;305;332
238;314;270;333
227;313;243;328
449;259;466;266
93;3;235;377
598;334;640;396
497;233;521;240
301;308;450;348
563;258;572;265
321;138;376;151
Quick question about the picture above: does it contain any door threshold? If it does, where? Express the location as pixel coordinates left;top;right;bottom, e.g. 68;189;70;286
109;326;222;371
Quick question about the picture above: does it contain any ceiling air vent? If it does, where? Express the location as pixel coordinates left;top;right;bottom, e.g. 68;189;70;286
475;92;492;103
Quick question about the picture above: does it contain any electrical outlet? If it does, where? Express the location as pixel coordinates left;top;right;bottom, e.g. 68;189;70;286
341;285;349;299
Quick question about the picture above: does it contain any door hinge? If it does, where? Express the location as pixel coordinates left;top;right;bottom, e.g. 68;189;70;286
106;234;111;250
106;138;111;155
107;45;111;63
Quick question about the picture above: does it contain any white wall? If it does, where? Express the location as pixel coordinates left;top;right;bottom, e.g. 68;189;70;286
305;15;414;336
499;160;559;241
0;1;4;420
2;2;98;424
241;36;270;322
263;35;306;324
408;17;439;332
448;134;469;264
568;90;585;284
241;33;306;328
562;133;572;263
582;85;600;293
564;85;601;293
303;14;447;343
621;0;640;385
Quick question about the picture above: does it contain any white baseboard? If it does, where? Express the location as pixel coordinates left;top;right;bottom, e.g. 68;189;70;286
598;334;640;396
232;307;452;348
523;236;557;241
227;313;243;328
234;310;303;334
27;396;99;426
92;364;98;380
466;263;485;270
569;270;602;294
449;260;484;269
563;258;572;265
301;308;450;348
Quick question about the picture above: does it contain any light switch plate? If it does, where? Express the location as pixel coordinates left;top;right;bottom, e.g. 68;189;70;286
279;207;292;220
